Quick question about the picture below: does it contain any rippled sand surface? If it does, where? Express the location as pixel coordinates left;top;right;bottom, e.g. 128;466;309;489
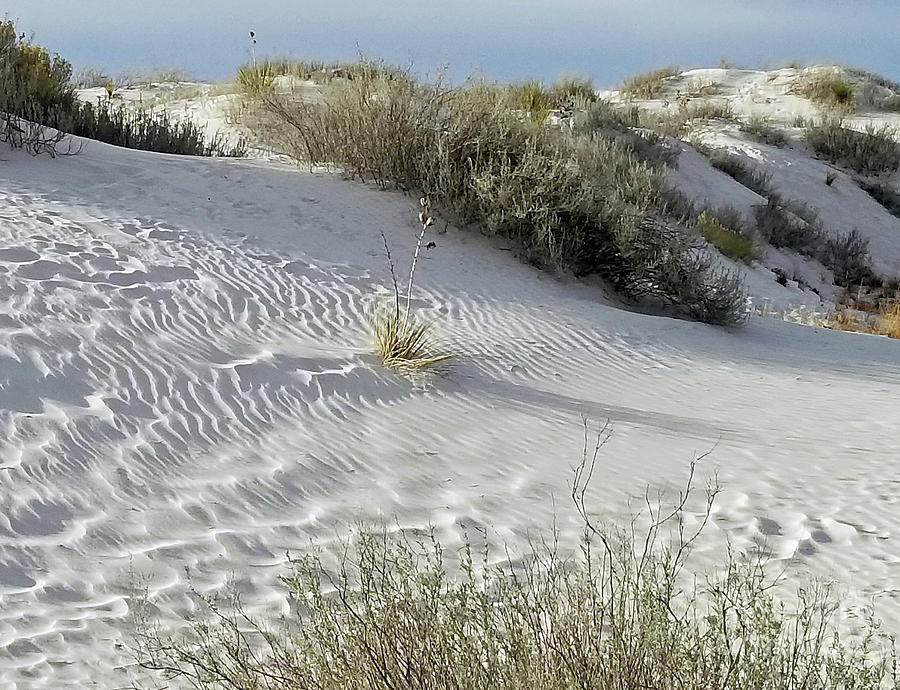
1;139;899;688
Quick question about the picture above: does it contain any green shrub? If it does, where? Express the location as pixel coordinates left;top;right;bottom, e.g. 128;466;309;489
237;61;275;96
620;66;678;100
1;19;245;157
0;20;76;154
805;120;900;175
244;61;747;325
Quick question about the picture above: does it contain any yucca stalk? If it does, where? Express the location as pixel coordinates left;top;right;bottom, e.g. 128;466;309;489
374;198;449;369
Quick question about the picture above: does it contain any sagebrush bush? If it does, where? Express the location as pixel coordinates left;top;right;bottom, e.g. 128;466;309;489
242;60;747;325
805;120;900;175
132;434;896;690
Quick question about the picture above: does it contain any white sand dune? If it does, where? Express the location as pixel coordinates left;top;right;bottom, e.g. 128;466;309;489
1;75;900;686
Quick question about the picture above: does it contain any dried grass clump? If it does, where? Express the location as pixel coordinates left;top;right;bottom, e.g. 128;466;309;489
826;301;900;339
620;66;678;100
374;199;450;369
241;59;747;325
805;119;900;175
879;301;900;338
132;427;897;690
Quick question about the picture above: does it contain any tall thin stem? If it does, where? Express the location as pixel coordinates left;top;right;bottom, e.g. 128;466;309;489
381;232;400;320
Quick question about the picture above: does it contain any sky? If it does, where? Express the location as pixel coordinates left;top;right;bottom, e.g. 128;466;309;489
4;1;899;86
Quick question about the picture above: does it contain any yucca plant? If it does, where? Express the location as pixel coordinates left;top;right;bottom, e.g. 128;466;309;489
374;198;450;369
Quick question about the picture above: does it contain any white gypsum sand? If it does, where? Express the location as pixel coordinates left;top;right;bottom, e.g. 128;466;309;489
0;69;899;686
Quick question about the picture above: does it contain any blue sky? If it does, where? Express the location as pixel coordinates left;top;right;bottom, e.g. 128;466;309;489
5;1;899;85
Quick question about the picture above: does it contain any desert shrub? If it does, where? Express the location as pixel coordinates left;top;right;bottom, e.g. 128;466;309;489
1;20;244;157
882;94;900;112
573;101;677;168
705;149;773;196
245;61;746;325
753;197;872;287
818;228;873;286
696;210;756;262
49;100;247;156
859;181;900;219
239;56;407;86
573;99;638;132
805;120;900;175
740;114;789;147
620;65;678;100
792;70;855;110
132;436;895;690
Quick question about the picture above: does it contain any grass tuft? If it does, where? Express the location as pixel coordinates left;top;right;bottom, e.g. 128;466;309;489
620;66;678;100
696;210;756;263
792;69;855;111
373;310;450;369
